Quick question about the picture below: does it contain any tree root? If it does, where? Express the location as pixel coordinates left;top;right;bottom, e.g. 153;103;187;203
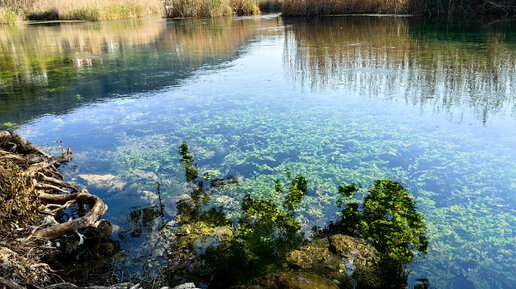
0;277;25;289
0;130;107;242
35;191;108;240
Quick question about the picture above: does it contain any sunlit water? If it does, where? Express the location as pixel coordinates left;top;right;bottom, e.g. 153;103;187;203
1;15;515;288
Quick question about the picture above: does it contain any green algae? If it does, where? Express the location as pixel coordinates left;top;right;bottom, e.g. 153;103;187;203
107;99;515;288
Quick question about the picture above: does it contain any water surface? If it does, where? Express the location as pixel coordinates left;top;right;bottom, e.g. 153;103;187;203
1;15;515;288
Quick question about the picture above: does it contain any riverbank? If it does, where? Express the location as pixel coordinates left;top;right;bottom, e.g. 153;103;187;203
0;131;111;287
0;0;162;23
281;0;515;16
0;0;263;23
164;0;260;18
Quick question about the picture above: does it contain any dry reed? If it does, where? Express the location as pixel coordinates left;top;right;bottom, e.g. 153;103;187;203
282;0;410;16
409;0;515;16
165;0;260;18
0;7;19;23
281;0;515;16
28;0;162;21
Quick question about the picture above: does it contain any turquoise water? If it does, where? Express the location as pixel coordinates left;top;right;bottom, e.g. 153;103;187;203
1;15;515;288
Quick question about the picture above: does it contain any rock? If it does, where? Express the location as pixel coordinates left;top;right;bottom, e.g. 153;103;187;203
174;222;233;252
172;283;200;289
168;221;234;272
329;234;377;261
192;226;233;254
238;272;339;289
79;174;126;192
285;234;382;288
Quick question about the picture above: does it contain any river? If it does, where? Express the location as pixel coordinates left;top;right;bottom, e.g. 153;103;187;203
1;15;515;288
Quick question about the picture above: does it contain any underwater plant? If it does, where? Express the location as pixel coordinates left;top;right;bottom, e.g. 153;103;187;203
159;143;428;288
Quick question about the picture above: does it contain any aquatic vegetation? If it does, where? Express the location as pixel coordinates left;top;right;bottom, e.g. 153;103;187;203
332;180;428;264
180;141;199;182
158;143;428;288
284;175;307;208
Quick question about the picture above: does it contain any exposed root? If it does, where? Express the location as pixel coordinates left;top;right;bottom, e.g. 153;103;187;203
0;277;25;289
35;191;108;240
0;130;109;286
0;130;107;240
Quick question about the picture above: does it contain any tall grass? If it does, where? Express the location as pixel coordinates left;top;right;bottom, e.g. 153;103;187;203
0;0;35;23
27;0;162;21
410;0;516;16
281;0;515;16
0;7;19;23
282;0;410;16
165;0;233;18
232;0;260;15
165;0;260;18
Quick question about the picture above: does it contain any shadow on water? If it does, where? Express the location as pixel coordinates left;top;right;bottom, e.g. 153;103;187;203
81;142;431;289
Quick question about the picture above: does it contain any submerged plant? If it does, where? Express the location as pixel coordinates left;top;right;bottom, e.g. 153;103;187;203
329;180;428;265
179;141;199;182
159;143;429;287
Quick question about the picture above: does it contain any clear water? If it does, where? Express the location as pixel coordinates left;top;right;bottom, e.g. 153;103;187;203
1;15;515;288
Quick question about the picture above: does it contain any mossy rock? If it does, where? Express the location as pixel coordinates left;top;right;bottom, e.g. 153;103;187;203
285;234;383;288
236;272;339;289
174;222;233;252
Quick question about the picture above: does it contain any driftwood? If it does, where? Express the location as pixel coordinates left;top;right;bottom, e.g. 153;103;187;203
0;130;108;240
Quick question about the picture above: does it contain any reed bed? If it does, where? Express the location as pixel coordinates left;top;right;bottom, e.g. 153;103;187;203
232;0;261;15
281;0;515;16
165;0;233;18
0;0;33;23
410;0;516;16
165;0;260;18
27;0;163;21
0;7;19;23
282;0;410;16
